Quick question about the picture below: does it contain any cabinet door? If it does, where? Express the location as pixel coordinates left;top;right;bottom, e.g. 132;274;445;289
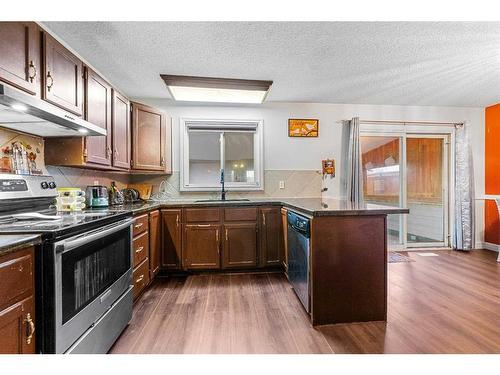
259;207;282;267
0;22;40;95
0;296;35;354
183;224;220;270
161;209;182;270
131;102;169;172
84;67;112;166
222;223;258;269
42;33;83;116
112;90;130;169
149;210;161;279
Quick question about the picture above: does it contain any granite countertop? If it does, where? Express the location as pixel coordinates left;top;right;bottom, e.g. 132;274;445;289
0;234;41;256
95;198;409;217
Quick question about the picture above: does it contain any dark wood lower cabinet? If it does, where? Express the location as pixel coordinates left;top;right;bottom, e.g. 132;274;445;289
149;210;161;279
0;296;35;354
0;247;35;354
161;209;182;270
259;207;282;267
183;224;221;270
222;223;258;269
158;206;284;272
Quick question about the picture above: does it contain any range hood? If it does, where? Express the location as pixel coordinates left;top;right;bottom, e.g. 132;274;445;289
0;83;106;137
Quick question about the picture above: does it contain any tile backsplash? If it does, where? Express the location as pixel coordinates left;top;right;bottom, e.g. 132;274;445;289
47;166;130;190
131;170;323;199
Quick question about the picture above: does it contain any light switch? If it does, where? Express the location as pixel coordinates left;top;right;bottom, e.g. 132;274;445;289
279;181;285;189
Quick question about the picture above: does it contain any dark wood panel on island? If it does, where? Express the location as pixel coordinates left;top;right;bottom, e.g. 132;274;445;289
311;214;387;325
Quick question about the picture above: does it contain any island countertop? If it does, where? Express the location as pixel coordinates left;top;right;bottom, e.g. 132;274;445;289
93;198;409;217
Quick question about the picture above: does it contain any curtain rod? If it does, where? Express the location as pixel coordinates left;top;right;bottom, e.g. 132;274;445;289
345;119;464;127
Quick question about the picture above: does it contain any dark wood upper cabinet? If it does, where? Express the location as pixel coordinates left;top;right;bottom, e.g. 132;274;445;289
42;32;83;116
0;22;40;96
161;209;182;270
222;223;258;269
112;90;130;170
183;224;221;270
149;210;161;279
131;102;171;172
84;67;112;166
259;207;282;267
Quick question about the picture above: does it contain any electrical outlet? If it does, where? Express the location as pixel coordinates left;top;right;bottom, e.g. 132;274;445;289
279;181;285;189
93;180;99;186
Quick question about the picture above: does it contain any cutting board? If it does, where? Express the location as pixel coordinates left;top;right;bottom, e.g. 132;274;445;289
127;183;153;200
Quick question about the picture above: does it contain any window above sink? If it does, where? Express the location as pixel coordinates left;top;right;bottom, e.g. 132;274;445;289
180;118;264;191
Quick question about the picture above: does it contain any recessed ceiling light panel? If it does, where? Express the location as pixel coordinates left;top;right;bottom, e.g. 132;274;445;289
160;75;273;104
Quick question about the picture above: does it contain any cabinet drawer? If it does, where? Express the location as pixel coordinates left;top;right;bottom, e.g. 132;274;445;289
132;231;149;267
133;214;148;236
224;207;257;222
132;258;150;301
185;208;220;223
0;248;34;311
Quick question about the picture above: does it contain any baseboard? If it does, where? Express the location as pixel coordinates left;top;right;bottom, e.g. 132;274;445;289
482;242;500;253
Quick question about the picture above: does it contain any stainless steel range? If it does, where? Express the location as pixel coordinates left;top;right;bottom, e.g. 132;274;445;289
0;173;133;354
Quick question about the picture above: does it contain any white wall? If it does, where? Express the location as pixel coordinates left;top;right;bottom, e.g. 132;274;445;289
138;99;485;244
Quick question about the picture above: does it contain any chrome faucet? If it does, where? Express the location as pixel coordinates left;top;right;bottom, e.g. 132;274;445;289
220;169;226;200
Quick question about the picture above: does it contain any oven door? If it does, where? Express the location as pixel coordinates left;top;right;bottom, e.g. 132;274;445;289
53;218;133;353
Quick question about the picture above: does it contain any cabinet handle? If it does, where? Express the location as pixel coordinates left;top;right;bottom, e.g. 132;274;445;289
134;222;144;229
160;156;165;167
262;213;266;226
135;246;144;253
176;214;179;227
225;228;228;241
28;61;37;83
196;224;211;228
106;147;111;159
46;71;54;91
113;149;118;160
135;274;144;283
24;313;35;345
216;229;220;254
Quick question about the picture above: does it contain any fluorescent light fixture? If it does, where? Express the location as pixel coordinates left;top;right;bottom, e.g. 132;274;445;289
11;103;28;112
160;75;272;104
78;128;88;134
366;165;399;176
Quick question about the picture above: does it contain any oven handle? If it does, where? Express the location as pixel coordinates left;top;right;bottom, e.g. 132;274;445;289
55;218;134;254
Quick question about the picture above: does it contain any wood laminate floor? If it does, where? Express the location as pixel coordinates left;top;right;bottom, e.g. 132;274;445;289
110;249;500;354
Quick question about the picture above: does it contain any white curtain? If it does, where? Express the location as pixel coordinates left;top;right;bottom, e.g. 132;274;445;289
453;123;475;250
341;117;364;204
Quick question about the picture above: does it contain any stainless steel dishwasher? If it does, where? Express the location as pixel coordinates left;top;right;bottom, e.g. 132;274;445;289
287;210;311;313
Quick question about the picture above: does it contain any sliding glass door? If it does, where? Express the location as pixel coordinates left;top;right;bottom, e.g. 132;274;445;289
361;136;404;248
361;132;450;249
406;135;448;247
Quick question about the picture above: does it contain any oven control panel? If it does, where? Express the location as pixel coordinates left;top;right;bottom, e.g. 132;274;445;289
0;179;28;192
0;173;58;200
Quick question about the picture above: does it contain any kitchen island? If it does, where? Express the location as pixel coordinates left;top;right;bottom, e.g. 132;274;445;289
87;198;408;326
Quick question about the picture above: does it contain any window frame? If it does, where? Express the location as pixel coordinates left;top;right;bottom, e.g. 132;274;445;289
180;118;264;191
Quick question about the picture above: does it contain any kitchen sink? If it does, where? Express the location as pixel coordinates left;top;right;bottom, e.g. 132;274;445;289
195;199;251;203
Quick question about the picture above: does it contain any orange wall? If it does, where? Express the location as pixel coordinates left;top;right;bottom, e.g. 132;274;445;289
484;104;500;244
